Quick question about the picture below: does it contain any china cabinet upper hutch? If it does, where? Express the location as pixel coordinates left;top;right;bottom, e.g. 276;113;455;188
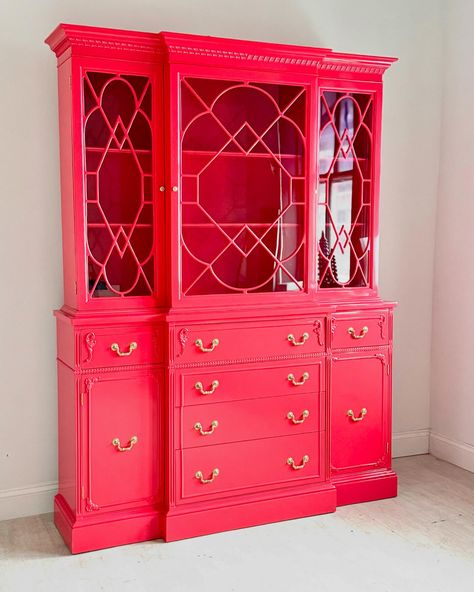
46;23;397;553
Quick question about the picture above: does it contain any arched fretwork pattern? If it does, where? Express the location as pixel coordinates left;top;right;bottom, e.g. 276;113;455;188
180;78;307;296
317;91;373;289
83;72;155;298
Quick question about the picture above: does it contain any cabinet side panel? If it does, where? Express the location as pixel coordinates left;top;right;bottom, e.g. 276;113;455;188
57;59;78;308
57;362;77;513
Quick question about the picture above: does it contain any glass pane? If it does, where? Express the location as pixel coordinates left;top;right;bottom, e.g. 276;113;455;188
317;91;373;289
180;77;307;296
83;72;155;298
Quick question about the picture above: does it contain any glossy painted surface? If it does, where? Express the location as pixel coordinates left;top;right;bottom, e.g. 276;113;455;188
47;23;397;553
177;360;323;406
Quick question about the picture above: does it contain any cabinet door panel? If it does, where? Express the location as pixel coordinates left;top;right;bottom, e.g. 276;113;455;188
331;353;388;474
81;372;161;513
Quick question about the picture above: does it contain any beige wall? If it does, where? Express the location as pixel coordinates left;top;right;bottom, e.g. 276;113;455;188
430;0;474;471
0;0;444;519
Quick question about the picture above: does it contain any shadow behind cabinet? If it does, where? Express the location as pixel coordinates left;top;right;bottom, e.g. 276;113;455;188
46;24;397;553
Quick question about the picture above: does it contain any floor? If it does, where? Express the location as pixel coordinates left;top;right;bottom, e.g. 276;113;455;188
0;455;473;592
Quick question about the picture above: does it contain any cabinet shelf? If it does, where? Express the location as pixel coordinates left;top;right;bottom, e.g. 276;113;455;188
182;149;302;160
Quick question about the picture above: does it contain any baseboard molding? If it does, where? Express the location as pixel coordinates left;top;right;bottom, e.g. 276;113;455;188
392;429;430;458
430;432;474;473
0;481;57;521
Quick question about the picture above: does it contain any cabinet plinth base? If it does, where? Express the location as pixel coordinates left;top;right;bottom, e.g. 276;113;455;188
332;469;398;506
163;484;337;542
54;495;162;554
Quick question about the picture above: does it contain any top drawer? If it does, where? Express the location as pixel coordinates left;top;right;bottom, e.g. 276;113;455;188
331;311;390;350
77;325;164;369
173;319;326;363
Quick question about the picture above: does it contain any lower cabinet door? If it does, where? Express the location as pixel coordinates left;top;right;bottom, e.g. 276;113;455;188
80;371;161;514
331;352;389;475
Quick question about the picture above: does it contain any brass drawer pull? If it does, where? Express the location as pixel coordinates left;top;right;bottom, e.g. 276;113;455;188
287;455;310;470
194;420;219;435
195;338;219;352
110;341;137;356
195;468;219;484
287;410;310;424
195;380;220;395
112;435;138;452
347;326;368;339
347;408;367;422
287;332;309;346
288;372;310;386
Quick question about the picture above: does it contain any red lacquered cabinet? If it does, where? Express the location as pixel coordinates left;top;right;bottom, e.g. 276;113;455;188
46;24;397;553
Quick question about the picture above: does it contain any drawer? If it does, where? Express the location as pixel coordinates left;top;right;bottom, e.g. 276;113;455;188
331;311;389;349
177;360;324;406
81;371;162;513
331;352;389;474
181;392;323;448
178;432;323;501
174;318;325;363
79;325;163;368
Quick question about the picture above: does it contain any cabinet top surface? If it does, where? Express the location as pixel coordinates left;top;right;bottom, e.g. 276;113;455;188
45;23;397;73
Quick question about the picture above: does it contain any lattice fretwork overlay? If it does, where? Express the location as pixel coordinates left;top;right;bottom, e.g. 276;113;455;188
317;91;373;288
180;78;307;296
83;72;155;298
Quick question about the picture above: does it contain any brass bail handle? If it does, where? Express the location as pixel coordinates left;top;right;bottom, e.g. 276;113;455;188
347;326;369;340
194;380;220;395
347;408;368;422
194;420;219;435
287;410;310;424
195;338;219;352
287;332;309;346
195;468;220;484
288;372;310;386
111;341;138;356
112;435;138;452
287;455;310;470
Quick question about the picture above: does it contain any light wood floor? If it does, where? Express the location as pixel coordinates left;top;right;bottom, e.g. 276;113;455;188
0;454;473;592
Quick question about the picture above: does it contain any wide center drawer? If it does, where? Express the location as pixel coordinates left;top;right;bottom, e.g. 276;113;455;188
176;360;324;406
181;392;323;448
173;318;326;363
177;432;323;502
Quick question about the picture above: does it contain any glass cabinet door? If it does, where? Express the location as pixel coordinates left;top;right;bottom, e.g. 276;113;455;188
317;89;374;289
179;77;307;297
83;71;157;300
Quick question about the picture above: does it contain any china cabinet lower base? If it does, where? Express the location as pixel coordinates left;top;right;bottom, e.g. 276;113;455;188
332;469;398;507
163;483;337;542
54;495;162;554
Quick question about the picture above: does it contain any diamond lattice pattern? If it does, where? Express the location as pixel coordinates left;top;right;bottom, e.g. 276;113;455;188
317;91;373;289
83;72;155;298
180;78;307;296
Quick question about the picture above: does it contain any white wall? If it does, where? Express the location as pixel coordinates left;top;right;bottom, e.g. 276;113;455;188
0;0;443;519
430;0;474;472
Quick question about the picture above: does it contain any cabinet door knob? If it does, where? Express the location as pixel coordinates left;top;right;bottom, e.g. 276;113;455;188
172;185;178;192
287;410;310;424
112;436;138;452
195;468;219;484
347;408;368;422
347;326;369;339
194;420;219;435
287;455;310;470
194;380;220;395
287;372;310;386
287;332;309;346
195;338;219;352
111;341;138;357
159;186;165;192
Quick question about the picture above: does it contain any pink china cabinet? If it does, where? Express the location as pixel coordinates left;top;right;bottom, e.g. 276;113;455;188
46;23;397;553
